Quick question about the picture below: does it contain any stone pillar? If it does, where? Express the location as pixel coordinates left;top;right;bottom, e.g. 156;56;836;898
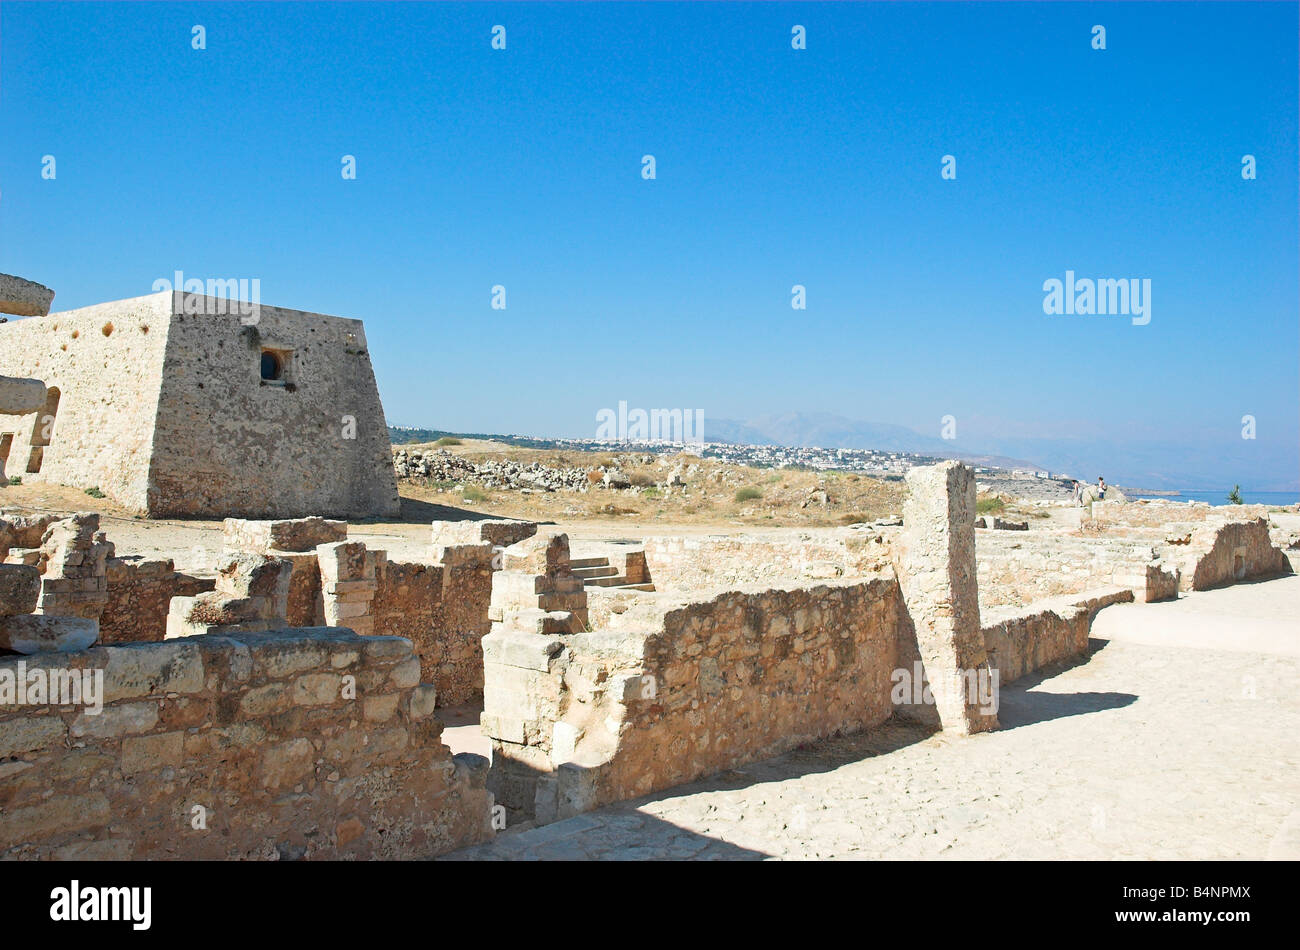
37;513;112;620
317;540;379;637
893;461;998;735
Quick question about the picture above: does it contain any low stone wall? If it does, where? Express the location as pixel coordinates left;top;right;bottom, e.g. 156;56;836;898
1173;518;1293;591
0;628;494;859
431;518;537;552
977;532;1175;607
483;575;904;823
372;545;494;706
219;520;495;704
1090;499;1271;529
101;558;213;643
642;529;891;592
981;587;1133;684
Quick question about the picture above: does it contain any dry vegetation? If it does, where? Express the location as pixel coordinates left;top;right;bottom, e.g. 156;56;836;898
395;439;906;528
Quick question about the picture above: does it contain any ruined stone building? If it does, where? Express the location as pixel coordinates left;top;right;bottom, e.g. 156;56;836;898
0;283;399;519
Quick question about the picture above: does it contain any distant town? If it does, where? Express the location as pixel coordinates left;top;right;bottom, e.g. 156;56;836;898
388;425;1072;497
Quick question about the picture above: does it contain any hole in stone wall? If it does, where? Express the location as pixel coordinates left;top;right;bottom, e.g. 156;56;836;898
261;350;284;381
25;387;60;473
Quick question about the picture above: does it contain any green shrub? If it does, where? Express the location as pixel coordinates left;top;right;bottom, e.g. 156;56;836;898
976;496;1005;515
462;485;488;502
734;487;763;503
7;476;20;486
435;437;463;447
85;487;106;499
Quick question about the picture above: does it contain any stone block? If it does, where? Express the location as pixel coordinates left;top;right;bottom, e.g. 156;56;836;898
0;273;55;317
0;615;99;654
0;564;40;617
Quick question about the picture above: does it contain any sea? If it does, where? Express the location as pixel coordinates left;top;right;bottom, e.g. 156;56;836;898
1126;490;1298;507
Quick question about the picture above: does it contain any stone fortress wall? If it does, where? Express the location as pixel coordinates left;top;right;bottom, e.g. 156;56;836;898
0;290;400;519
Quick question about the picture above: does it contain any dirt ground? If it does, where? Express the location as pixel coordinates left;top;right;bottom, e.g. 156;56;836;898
443;575;1300;860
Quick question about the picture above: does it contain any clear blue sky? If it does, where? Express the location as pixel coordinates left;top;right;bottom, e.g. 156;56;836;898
2;2;1296;488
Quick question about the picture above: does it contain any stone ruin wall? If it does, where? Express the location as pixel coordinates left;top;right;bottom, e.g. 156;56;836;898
2;467;1294;851
0;291;401;519
0;629;493;859
1090;499;1272;529
370;545;494;706
0;295;172;505
641;529;893;593
976;516;1290;607
101;559;214;643
484;463;1003;823
977;532;1174;607
147;297;400;519
981;587;1134;684
484;574;906;824
1178;517;1292;591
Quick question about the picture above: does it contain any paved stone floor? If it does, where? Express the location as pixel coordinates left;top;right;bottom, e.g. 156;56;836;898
443;575;1300;860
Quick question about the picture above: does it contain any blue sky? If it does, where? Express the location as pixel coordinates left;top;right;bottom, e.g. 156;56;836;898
2;2;1296;489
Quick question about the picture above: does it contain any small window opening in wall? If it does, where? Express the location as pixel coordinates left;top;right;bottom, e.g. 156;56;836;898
261;350;284;381
26;387;60;474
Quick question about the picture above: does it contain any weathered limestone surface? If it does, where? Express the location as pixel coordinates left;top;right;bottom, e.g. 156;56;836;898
372;544;494;705
318;540;379;637
483;576;904;825
221;521;496;703
1175;518;1292;591
166;553;294;638
489;531;589;635
0;628;494;859
36;512;113;619
0;376;47;415
431;518;537;553
222;516;348;554
978;532;1178;606
0;273;54;317
0;513;62;557
0;614;99;653
0;564;40;617
0;291;399;518
643;530;892;592
892;461;998;735
982;587;1133;684
101;558;213;643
